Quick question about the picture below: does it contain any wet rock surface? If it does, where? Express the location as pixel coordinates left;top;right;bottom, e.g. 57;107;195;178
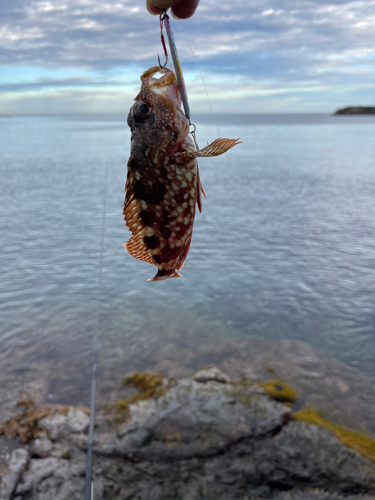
1;330;375;440
99;378;290;460
1;368;375;500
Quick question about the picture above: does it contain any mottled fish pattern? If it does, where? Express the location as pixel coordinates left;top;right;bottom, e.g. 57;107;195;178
123;66;240;281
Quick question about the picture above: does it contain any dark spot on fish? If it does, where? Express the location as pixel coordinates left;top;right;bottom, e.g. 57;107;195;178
176;225;188;237
164;227;172;239
128;158;138;170
154;182;167;200
165;245;183;261
157;269;167;277
162;210;171;221
148;114;156;126
144;235;159;250
153;254;162;264
174;190;186;205
140;210;157;226
159;166;168;178
134;181;167;205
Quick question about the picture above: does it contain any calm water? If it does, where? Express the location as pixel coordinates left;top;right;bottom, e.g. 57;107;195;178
1;113;375;400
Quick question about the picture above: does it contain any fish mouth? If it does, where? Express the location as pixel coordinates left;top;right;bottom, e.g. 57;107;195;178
141;66;176;86
141;66;182;109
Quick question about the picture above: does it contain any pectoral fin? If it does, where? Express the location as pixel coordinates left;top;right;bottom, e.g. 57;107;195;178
176;138;241;163
195;137;242;157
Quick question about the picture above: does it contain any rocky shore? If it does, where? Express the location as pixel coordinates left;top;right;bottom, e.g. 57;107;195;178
1;366;375;500
334;106;375;115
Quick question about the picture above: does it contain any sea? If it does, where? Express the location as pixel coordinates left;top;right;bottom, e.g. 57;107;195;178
1;113;375;407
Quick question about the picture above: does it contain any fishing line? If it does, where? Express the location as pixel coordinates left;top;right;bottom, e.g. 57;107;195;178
84;154;109;500
160;10;199;149
183;33;221;138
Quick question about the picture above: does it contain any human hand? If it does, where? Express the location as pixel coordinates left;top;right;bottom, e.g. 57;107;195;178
146;0;200;19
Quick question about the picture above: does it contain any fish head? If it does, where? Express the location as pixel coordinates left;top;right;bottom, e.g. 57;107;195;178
127;66;190;164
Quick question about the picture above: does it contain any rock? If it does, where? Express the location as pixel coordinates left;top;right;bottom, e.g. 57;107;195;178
19;475;83;500
193;367;231;384
99;378;290;460
15;457;71;495
272;491;375;500
38;408;89;441
65;408;90;433
334;106;375;115
0;448;29;500
30;437;54;458
2;368;375;500
202;421;375;493
266;421;375;490
68;432;88;449
51;443;70;460
37;413;66;441
247;484;271;498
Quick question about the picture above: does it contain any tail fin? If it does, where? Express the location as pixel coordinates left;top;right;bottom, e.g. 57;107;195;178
148;269;183;282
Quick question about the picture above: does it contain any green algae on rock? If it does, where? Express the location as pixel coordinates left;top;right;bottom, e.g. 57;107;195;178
0;399;71;444
259;379;298;403
122;372;163;393
294;407;375;463
114;372;167;419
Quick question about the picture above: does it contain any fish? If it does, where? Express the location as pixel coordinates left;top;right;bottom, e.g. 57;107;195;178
123;66;240;281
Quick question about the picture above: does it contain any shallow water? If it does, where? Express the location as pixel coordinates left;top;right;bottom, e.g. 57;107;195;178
1;113;375;408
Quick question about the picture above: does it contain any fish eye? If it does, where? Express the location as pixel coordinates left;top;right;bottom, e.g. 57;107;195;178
139;103;150;115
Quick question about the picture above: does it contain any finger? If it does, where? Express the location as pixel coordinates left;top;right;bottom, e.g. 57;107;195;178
147;0;181;10
146;0;163;15
171;0;200;19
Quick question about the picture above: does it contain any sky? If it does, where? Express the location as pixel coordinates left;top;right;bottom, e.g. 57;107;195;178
1;0;374;114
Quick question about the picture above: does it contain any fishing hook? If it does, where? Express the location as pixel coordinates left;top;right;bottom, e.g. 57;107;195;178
157;53;168;68
189;122;199;150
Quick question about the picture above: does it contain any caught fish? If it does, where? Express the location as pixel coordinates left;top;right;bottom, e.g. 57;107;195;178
123;66;240;281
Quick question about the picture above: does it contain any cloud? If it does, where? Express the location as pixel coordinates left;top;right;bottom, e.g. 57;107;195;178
1;0;375;112
0;77;122;92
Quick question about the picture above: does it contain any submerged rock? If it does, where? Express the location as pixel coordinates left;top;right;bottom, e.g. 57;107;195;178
193;366;231;384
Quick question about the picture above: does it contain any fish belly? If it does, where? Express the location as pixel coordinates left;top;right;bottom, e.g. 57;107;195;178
124;157;198;281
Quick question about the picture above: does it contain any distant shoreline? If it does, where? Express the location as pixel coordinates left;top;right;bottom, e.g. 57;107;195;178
334;106;375;115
